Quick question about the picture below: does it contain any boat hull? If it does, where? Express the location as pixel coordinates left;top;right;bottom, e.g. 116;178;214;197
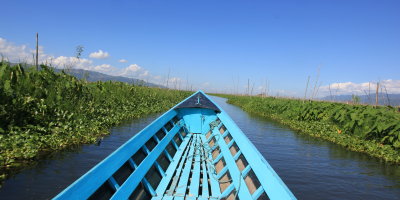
54;91;296;200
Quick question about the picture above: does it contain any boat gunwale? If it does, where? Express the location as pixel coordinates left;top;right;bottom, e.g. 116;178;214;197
54;91;296;200
204;93;296;199
53;92;203;199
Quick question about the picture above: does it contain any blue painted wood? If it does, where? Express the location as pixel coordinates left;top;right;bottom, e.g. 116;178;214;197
165;137;192;196
188;135;201;197
252;186;265;199
227;139;235;148
53;109;178;200
174;135;197;196
219;183;235;198
163;150;173;162
108;177;120;190
153;135;161;142
177;131;184;141
154;161;166;177
200;150;209;198
242;165;252;177
212;153;223;165
142;176;157;196
171;139;179;150
233;150;242;160
55;91;296;200
216;166;229;180
199;134;221;198
212;127;253;200
199;90;296;200
109;123;181;200
155;135;192;197
217;111;296;200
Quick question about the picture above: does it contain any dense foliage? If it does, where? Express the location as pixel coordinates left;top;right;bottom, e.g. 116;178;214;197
216;94;400;163
0;62;191;180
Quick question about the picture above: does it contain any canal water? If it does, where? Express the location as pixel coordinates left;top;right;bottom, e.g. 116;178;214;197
0;96;399;199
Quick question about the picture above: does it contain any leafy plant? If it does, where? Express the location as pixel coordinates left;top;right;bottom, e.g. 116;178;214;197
214;94;400;163
0;61;191;181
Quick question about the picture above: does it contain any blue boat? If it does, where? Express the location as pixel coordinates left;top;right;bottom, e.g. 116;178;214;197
54;91;296;200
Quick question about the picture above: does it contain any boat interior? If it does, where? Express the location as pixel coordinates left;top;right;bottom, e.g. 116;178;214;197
56;92;294;200
89;115;267;200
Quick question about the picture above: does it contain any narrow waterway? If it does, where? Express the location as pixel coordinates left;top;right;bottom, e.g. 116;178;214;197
211;96;400;200
0;114;162;200
0;96;399;199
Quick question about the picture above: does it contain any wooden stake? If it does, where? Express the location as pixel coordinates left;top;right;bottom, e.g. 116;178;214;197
368;82;371;104
166;68;170;89
375;82;379;107
311;67;320;100
247;78;250;96
303;76;310;103
36;33;39;69
384;85;391;106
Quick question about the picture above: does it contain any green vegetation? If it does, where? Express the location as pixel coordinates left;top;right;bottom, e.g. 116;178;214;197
216;94;400;163
0;62;191;180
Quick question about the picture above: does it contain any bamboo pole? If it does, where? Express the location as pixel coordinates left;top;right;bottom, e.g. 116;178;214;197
36;33;39;69
368;82;371;104
384;85;391;106
375;82;379;107
166;68;170;89
303;76;310;103
247;78;250;96
311;67;320;99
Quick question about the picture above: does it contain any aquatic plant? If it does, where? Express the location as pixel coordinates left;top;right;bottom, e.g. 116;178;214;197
215;94;400;163
0;61;191;181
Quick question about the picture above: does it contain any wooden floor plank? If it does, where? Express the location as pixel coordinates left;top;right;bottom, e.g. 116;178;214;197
155;134;192;196
199;134;221;198
174;134;197;196
161;196;174;200
200;145;210;198
188;134;201;197
165;136;193;196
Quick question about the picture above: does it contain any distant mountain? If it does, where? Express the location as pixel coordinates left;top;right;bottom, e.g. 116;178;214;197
9;62;164;88
320;94;400;106
54;68;164;88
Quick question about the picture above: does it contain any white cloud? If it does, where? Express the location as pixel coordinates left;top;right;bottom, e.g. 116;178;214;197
51;56;93;70
0;37;189;88
94;64;117;73
320;80;400;96
127;64;141;72
119;64;142;77
140;70;149;77
0;37;48;63
89;50;109;59
118;59;127;63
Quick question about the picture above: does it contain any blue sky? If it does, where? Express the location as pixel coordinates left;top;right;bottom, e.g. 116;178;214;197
1;0;399;96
